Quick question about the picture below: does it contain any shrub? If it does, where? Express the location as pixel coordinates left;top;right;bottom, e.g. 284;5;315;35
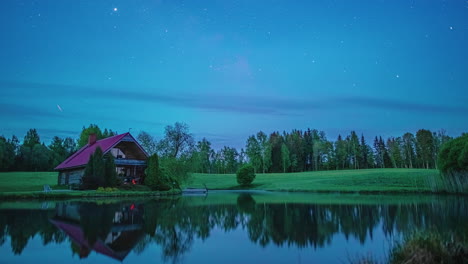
118;184;151;191
236;164;256;186
437;134;468;193
97;187;118;192
389;232;468;264
145;154;182;191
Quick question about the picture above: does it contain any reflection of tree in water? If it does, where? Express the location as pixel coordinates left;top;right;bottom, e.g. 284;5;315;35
78;202;119;247
0;209;65;254
1;195;468;263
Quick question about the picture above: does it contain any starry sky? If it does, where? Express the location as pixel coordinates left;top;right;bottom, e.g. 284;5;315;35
1;0;467;149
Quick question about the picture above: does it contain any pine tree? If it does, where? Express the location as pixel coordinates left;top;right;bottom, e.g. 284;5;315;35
145;153;162;190
104;153;117;187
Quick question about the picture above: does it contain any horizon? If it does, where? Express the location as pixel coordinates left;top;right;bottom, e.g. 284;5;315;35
1;0;468;150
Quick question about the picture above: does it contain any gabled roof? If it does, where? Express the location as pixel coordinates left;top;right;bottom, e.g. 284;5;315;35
55;132;148;170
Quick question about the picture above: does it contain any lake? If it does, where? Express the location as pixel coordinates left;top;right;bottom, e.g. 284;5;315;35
0;191;467;264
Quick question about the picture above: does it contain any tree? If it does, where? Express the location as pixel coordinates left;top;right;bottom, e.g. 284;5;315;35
82;147;105;189
31;144;51;171
335;135;347;169
77;124;103;148
245;135;262;173
0;136;15;171
432;130;452;170
23;129;40;148
402;133;416;168
387;137;403;168
236;164;256;186
49;136;66;168
157;122;194;158
145;153;164;190
137;131;157;155
103;153;117;187
359;135;369;169
256;131;271;173
222;146;239;173
416;129;434;169
349;131;361;169
281;143;291;173
437;134;468;193
194;138;212;173
269;132;284;173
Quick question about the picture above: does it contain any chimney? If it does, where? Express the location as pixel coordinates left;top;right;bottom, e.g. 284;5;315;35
88;133;97;145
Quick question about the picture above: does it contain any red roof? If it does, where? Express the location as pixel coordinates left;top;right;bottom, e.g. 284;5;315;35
55;132;138;170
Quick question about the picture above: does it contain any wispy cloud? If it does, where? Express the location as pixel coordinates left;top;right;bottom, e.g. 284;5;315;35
0;103;64;119
1;80;467;117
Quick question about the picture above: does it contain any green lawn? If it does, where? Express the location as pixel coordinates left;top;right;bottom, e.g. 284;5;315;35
0;171;181;199
189;168;443;193
0;172;60;192
0;169;443;195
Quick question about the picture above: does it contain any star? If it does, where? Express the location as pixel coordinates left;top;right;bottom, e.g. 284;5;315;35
396;74;400;78
113;7;118;12
449;26;453;30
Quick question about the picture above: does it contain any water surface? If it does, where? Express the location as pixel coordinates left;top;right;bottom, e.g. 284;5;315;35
0;192;467;264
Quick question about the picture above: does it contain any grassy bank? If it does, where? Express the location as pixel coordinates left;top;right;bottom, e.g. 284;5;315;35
0;171;180;200
0;189;181;200
190;168;442;193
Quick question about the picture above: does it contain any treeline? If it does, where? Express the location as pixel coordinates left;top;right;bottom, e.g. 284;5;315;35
183;129;454;174
0;125;117;172
0;123;457;174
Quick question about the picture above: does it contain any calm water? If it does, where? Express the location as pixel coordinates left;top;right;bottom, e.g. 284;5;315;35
0;192;467;264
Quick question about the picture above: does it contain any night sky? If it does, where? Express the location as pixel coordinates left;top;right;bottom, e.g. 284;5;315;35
1;0;467;149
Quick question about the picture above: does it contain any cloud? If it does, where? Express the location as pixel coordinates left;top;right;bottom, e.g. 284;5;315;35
0;103;64;119
1;80;467;118
337;96;467;115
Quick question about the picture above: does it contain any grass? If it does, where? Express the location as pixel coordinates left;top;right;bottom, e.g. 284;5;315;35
0;172;61;192
0;171;180;200
0;169;445;199
189;168;443;193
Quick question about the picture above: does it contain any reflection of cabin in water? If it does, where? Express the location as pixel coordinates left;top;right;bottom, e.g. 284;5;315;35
50;202;144;261
55;132;148;185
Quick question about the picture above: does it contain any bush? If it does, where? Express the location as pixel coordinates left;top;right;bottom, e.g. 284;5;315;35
145;154;182;191
144;154;162;190
389;232;468;264
118;184;152;191
236;164;256;186
437;134;468;193
97;187;119;192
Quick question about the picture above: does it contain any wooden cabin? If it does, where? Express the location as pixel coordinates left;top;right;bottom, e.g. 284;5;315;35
55;132;148;185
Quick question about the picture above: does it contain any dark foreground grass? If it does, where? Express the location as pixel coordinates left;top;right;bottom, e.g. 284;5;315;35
190;168;442;193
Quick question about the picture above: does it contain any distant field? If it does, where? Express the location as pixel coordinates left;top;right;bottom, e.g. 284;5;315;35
0;172;59;192
189;168;442;193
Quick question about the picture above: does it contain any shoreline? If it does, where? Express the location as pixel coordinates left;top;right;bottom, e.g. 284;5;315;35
0;189;181;200
0;187;465;201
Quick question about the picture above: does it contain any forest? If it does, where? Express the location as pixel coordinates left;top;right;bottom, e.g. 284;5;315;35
0;123;457;175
